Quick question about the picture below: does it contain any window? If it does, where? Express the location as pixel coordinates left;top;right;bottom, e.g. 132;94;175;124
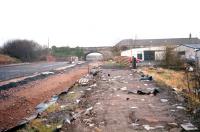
137;53;142;59
178;51;185;55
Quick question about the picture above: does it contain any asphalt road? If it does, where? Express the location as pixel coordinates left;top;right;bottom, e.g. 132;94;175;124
0;62;71;81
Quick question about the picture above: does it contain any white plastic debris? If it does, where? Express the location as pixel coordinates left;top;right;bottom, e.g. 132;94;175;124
120;87;127;91
76;99;81;103
89;83;97;88
176;106;186;110
143;125;164;130
41;71;54;75
130;106;138;109
86;88;91;91
141;99;145;101
131;123;139;127
113;76;121;79
84;107;93;115
160;99;168;103
181;123;198;131
144;84;148;86
78;78;89;86
143;125;156;130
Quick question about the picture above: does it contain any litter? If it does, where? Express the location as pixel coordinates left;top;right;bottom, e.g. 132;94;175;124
90;68;99;76
78;78;89;86
143;125;156;130
120;87;127;91
76;99;81;103
160;99;168;103
168;123;178;127
89;123;95;127
130;106;138;109
131;123;139;127
143;125;164;130
176;106;186;110
113;76;121;79
41;71;54;75
181;123;198;131
140;75;153;81
128;88;159;96
24;113;38;121
89;83;97;88
64;114;74;124
35;95;58;113
144;84;148;86
84;107;93;115
86;88;91;91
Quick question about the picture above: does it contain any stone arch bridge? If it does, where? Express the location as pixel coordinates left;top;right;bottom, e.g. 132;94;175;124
81;46;113;60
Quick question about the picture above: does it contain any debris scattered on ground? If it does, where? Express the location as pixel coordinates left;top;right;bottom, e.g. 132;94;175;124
84;107;93;115
35;95;58;113
176;106;186;110
140;75;153;81
181;123;198;131
130;106;138;109
41;71;54;75
78;78;90;86
160;99;168;103
143;124;164;130
89;83;97;88
120;87;127;91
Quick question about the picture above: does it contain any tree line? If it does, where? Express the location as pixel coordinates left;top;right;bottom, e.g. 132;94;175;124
0;39;84;62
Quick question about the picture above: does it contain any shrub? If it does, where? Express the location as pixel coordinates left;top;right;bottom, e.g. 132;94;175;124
2;39;43;62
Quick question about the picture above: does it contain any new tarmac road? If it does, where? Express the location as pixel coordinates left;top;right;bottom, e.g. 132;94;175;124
0;62;71;81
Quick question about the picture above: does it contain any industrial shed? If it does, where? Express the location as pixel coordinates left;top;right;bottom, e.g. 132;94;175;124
121;46;165;61
175;44;200;64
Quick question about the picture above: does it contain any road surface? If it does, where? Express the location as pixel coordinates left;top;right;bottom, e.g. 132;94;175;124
0;62;71;81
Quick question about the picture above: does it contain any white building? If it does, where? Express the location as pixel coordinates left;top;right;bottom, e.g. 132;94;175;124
175;44;200;64
121;46;165;61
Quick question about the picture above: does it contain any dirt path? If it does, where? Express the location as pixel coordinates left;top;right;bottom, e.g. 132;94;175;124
0;62;100;131
65;68;192;131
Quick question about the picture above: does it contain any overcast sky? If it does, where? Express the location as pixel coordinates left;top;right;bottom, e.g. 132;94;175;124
0;0;200;47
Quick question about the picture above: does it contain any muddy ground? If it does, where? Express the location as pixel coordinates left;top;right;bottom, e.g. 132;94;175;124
0;62;101;131
16;65;199;132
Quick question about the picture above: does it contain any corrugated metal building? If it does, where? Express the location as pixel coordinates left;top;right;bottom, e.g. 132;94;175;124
121;46;165;61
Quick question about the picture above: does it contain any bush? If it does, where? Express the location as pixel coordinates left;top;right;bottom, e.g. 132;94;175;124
161;46;185;69
2;39;43;62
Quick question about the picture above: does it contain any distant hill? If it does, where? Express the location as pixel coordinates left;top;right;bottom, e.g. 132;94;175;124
115;38;200;48
0;54;20;64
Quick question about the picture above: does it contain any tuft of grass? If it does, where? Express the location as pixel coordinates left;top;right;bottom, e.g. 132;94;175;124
143;67;187;90
143;67;200;105
17;119;57;132
46;103;60;113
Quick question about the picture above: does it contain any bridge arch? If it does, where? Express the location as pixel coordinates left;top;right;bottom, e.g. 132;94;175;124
84;51;104;61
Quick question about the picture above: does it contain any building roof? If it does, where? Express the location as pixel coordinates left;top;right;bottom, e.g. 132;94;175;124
182;44;200;49
115;38;200;48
